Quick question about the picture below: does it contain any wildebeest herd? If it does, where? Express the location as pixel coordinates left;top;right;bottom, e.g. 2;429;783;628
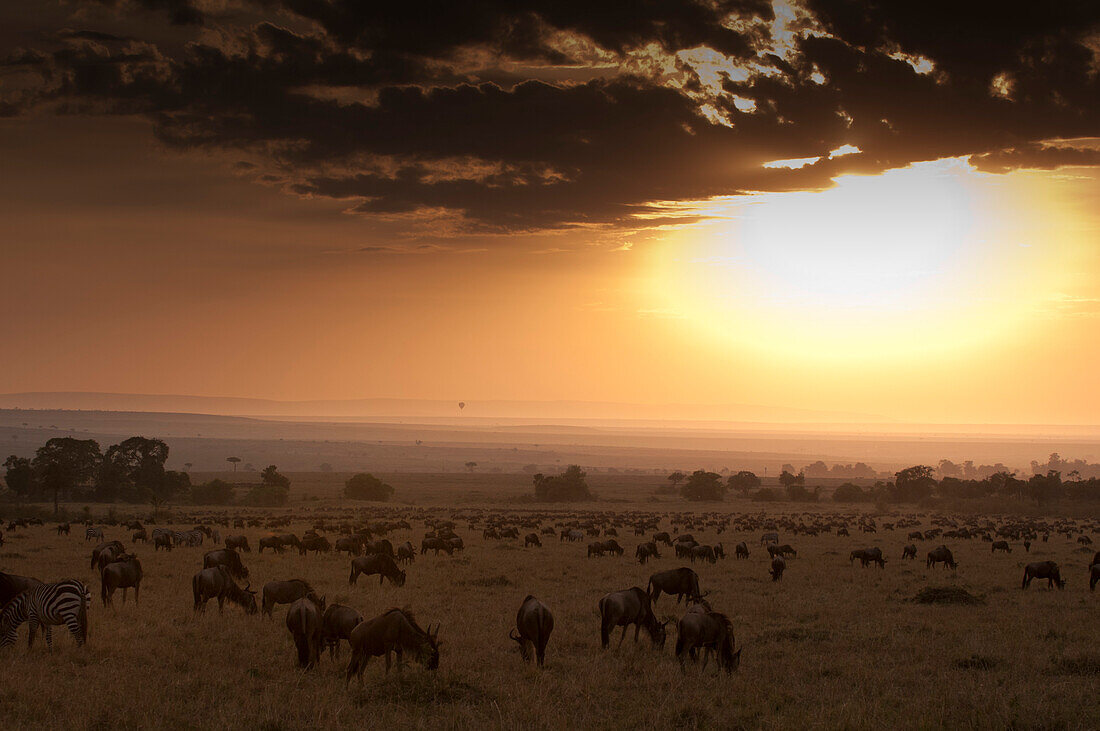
1;507;1098;689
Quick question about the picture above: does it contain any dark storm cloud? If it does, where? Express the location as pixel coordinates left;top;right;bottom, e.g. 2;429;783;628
1;0;1098;232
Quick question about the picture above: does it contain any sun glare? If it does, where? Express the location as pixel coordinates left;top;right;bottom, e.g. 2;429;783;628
648;159;1071;362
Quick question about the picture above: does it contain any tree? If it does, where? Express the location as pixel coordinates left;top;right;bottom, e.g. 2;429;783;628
727;470;760;496
32;437;101;514
778;470;804;488
190;478;235;505
183;462;193;472
261;465;290;489
532;465;592;502
96;437;183;519
3;455;35;497
227;456;241;472
681;470;725;501
465;461;478;473
833;482;866;502
667;471;686;489
1028;470;1063;508
344;473;394;501
894;465;936;503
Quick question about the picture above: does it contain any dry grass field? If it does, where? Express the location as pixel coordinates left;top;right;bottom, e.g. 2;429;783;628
1;478;1099;730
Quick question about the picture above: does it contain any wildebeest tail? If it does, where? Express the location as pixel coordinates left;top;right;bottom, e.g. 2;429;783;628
294;634;311;668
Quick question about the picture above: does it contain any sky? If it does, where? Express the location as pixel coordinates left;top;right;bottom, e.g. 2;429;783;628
1;1;1098;424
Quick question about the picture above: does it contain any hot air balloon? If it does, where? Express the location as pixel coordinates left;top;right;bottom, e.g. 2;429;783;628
458;402;466;410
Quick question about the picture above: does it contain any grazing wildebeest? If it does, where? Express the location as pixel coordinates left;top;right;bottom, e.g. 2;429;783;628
101;554;143;607
908;531;924;540
760;532;779;545
690;545;717;564
56;523;71;536
597;587;667;650
587;541;606;558
396;541;416;564
420;537;454;555
836;527;849;536
90;540;125;571
524;533;542;548
131;529;148;543
203;548;250;580
635;542;660;565
647;567;705;605
991;540;1012;553
349;554;407;587
225;535;251;553
850;547;886;568
1090;563;1099;591
770;555;786;581
1024;540;1031;552
447;537;465;552
653;532;673;547
926;545;958;570
0;571;44;607
902;544;917;560
321;603;364;660
510;595;554;667
674;541;698;559
192;566;257;614
302;535;332;555
335;536;362;557
735;542;749;559
278;534;306;556
365;539;395;558
1022;561;1065;589
258;536;285;554
1093;551;1100;567
560;529;584;542
286;595;326;669
153;533;173;551
344;609;440;683
675;610;741;673
262;579;323;618
767;544;797;559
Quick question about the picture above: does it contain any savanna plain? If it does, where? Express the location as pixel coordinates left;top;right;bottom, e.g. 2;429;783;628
2;473;1098;730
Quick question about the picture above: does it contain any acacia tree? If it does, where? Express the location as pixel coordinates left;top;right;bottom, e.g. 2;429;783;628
32;437;101;514
3;455;35;497
532;465;592;502
727;470;760;496
681;470;725;501
344;473;394;501
227;456;241;472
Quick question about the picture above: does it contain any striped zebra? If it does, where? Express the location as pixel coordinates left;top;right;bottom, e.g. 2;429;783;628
85;527;104;542
0;580;91;649
177;530;204;547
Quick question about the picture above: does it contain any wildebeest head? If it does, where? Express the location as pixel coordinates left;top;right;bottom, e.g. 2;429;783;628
420;623;441;669
508;629;530;661
395;569;407;587
240;583;259;615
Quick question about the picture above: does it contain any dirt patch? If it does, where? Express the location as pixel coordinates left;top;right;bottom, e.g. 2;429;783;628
460;575;512;587
912;586;984;605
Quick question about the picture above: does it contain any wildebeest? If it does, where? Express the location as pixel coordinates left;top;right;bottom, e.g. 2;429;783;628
524;533;542;548
902;544;917;560
767;544;797;559
396;541;416;564
203;548;249;580
0;571;44;607
770;555;786;581
302;535;332;555
991;540;1012;553
321;603;364;660
335;536;362;557
652;532;672;546
56;523;71;536
560;529;583;542
262;579;322;618
690;545;717;564
1090;563;1099;591
675;609;741;673
588;539;623;557
153;533;173;551
1022;561;1065;589
224;535;251;553
647;567;705;605
258;536;286;554
850;547;886;568
91;541;126;575
926;545;958;570
278;534;306;556
192;566;257;614
286;595;326;669
131;529;147;543
349;554;407;587
735;542;749;559
101;554;142;607
344;609;440;683
365;539;395;558
635;542;660;564
760;532;779;545
510;595;554;667
420;537;454;555
597;587;668;649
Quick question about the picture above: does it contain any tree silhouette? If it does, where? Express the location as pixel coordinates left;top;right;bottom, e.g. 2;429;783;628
465;461;478;473
227;456;241;472
681;470;725;501
727;470;760;496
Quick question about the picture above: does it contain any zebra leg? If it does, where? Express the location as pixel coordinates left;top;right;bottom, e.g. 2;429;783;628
27;621;37;650
45;624;54;650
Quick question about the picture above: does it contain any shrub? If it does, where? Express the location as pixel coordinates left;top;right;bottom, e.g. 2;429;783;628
344;473;394;501
533;465;592;502
751;488;784;502
833;482;866;502
190;479;235;505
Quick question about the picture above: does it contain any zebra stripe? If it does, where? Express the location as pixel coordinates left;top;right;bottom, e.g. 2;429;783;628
0;580;90;649
85;527;103;541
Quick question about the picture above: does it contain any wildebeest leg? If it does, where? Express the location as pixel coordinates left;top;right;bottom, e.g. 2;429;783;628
134;584;139;605
385;651;392;672
379;575;384;586
217;596;225;613
618;625;629;648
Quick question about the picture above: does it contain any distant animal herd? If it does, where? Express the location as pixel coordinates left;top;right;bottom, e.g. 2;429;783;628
1;509;1097;679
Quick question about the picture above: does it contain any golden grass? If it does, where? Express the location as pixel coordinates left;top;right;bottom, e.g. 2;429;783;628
1;486;1098;730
